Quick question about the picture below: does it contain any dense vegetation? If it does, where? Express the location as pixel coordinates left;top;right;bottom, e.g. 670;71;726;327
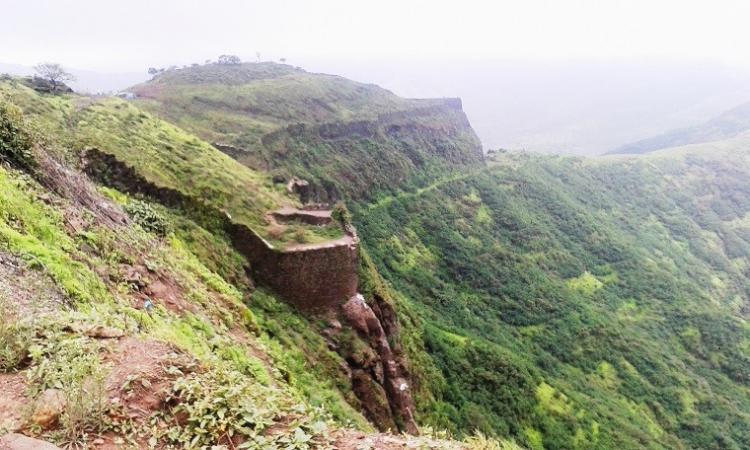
5;61;750;449
355;148;750;449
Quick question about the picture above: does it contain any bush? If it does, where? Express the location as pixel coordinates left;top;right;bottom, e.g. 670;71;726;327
162;362;328;449
124;199;170;236
331;201;352;226
0;99;35;169
0;321;32;372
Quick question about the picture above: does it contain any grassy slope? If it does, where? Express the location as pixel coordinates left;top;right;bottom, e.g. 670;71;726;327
0;80;342;247
129;63;483;202
0;96;375;446
0;73;521;450
131;62;422;147
355;146;750;449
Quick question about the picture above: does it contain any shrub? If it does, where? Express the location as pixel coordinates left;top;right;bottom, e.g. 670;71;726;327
331;201;352;226
0;321;32;372
0;99;35;169
162;362;328;449
124;199;170;236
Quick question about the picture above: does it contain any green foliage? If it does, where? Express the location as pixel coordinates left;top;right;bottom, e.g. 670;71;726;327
124;198;171;236
162;361;327;449
0;319;32;372
357;150;750;449
0;98;35;169
332;201;353;226
0;168;112;304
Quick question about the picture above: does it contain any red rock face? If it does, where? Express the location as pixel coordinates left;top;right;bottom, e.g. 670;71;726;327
341;294;419;434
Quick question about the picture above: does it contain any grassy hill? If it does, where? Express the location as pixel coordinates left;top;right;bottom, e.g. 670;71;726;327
0;79;343;247
0;79;517;449
610;100;750;154
5;62;750;450
129;62;484;202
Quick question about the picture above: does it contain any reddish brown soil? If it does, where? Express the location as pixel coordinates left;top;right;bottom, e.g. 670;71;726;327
103;337;193;422
331;429;466;450
0;373;28;433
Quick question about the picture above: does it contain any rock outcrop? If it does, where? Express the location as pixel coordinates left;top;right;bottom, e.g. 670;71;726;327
0;433;62;450
84;148;418;433
335;294;418;434
84;148;359;310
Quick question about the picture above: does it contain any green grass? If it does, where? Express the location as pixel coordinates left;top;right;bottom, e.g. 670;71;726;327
130;62;483;202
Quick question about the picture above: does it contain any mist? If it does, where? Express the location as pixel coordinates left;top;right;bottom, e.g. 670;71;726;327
5;0;750;154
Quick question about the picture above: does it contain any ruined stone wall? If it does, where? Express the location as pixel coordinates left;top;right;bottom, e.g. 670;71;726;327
84;148;358;310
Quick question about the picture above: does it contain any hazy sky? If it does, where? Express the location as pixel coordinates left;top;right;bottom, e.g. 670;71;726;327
3;0;750;71
5;0;750;154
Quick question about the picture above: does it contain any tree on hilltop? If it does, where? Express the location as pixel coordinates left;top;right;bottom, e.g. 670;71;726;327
217;54;241;65
33;63;75;93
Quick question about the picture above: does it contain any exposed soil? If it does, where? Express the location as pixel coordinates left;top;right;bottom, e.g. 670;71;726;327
0;252;66;317
103;337;194;421
0;373;28;433
331;429;466;450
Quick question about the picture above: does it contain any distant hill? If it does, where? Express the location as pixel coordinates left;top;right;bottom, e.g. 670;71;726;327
609;100;750;154
0;62;145;93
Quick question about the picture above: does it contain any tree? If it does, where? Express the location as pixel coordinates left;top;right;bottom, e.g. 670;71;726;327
147;67;159;78
279;58;287;64
33;63;75;93
217;54;241;65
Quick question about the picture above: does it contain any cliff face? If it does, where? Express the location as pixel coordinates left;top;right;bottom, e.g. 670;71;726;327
83;148;418;433
241;98;484;202
329;294;418;434
130;65;484;204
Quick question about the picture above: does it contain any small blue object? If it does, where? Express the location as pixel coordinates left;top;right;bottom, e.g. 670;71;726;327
144;298;154;313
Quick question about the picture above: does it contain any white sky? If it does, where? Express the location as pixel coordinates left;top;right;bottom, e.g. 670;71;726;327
3;0;750;71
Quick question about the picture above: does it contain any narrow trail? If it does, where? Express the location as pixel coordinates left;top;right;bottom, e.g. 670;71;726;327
365;167;487;212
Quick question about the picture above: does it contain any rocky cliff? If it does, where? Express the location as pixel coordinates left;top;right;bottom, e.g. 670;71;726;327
83;147;418;433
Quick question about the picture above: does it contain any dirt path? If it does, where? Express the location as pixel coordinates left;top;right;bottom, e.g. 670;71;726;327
0;373;27;433
331;429;466;450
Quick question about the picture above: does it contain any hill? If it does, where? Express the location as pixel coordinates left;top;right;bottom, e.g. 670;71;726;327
0;76;519;449
355;145;750;449
4;62;750;450
129;62;484;202
610;99;750;154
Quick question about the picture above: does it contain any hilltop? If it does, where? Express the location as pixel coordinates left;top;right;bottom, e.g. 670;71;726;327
129;62;484;202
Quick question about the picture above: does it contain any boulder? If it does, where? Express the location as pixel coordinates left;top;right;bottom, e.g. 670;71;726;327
0;433;62;449
30;389;65;430
85;325;124;339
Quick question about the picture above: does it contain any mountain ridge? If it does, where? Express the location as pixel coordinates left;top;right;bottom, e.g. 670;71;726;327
609;98;750;154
